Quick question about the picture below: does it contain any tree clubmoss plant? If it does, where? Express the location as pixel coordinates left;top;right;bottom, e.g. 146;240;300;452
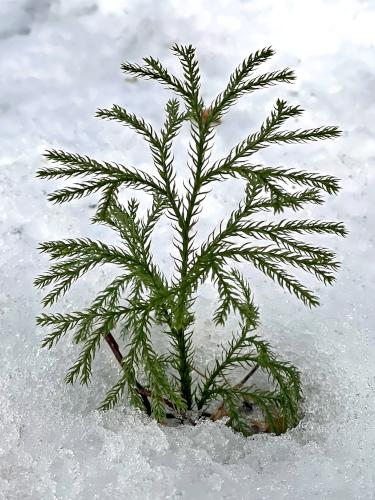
36;45;345;436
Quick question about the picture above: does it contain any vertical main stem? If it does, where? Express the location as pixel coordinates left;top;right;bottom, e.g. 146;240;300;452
175;117;210;409
175;328;193;409
162;307;193;409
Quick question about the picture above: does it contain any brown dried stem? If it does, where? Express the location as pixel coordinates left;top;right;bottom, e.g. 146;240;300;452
104;332;152;415
104;332;190;420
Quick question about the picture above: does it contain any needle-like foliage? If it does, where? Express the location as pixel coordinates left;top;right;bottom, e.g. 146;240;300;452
36;44;345;435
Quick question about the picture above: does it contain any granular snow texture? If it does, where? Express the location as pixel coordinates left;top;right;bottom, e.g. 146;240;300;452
0;1;374;499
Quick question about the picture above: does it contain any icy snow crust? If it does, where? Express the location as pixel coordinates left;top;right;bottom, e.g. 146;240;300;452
0;0;374;498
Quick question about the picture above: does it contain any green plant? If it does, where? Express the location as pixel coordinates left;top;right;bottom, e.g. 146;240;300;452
35;45;345;435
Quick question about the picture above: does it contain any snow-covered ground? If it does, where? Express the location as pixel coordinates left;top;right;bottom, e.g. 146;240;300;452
0;0;374;498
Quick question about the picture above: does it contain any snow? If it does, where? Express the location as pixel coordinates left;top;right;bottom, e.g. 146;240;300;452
0;0;374;498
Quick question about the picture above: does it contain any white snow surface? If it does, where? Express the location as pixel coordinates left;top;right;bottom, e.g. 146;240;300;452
0;0;374;498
